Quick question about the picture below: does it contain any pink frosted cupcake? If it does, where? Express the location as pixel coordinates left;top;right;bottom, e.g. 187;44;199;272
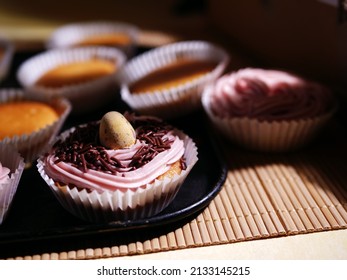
37;111;198;222
202;68;337;152
0;143;25;225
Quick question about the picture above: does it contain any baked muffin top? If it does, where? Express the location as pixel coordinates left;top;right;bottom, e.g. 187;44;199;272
75;33;132;47
0;101;59;140
35;59;116;88
130;59;218;94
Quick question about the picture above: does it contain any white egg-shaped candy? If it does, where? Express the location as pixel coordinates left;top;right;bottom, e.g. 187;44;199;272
99;111;136;149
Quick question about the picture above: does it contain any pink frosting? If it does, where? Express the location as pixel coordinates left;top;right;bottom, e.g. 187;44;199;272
43;127;185;192
209;68;334;121
0;163;10;184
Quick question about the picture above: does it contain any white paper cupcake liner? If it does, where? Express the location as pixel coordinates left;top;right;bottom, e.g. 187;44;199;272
17;46;127;114
120;40;230;119
0;36;14;82
0;89;72;163
37;127;198;223
0;143;25;225
46;21;139;57
202;85;337;152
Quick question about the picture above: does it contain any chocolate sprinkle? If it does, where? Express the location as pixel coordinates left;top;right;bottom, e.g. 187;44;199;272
51;112;186;174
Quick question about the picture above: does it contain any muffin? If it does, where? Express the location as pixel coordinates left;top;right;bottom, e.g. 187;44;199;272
35;59;116;88
0;101;59;140
129;59;218;93
46;21;139;57
0;37;14;82
202;68;337;152
0;89;71;163
120;40;230;119
17;47;126;114
37;111;198;222
0;143;25;225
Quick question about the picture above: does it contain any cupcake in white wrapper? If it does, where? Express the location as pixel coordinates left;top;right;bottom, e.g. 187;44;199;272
17;46;127;114
0;89;71;163
0;143;25;225
46;21;139;58
37;112;198;222
120;40;230;119
202;68;338;152
0;36;14;82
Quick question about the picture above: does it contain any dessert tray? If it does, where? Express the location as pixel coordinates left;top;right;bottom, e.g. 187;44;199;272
0;49;227;259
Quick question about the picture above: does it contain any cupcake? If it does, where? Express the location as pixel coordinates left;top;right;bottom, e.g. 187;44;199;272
120;40;230;119
0;143;25;225
46;21;139;57
17;46;126;114
202;68;337;152
0;36;14;82
0;89;71;163
37;111;198;222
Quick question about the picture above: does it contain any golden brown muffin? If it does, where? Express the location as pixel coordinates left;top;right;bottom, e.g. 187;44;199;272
0;101;59;140
35;59;117;88
130;59;218;93
75;33;132;47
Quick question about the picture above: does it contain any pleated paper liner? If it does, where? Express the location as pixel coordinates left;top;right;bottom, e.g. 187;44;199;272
6;123;347;260
17;47;127;114
46;21;139;58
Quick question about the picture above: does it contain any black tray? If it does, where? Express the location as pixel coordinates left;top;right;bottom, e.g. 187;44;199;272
0;50;227;259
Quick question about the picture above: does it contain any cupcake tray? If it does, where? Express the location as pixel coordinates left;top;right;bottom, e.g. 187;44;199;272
0;49;227;259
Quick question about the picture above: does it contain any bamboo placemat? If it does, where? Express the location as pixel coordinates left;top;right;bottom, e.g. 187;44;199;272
7;122;347;260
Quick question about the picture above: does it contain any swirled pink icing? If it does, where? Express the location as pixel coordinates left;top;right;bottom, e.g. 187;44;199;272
43;113;186;192
0;163;10;184
209;68;335;121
